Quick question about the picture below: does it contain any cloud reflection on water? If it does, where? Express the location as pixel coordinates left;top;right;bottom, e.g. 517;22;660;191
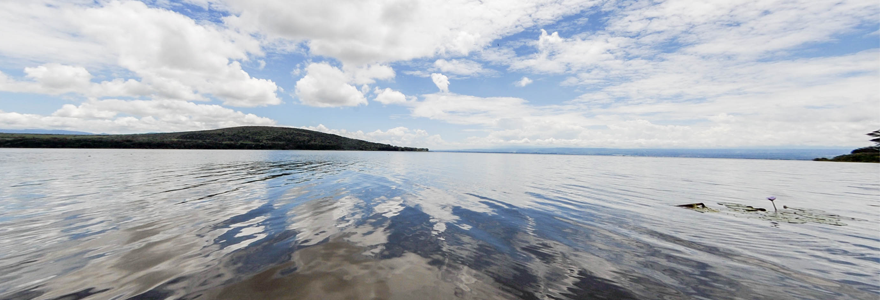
0;149;876;300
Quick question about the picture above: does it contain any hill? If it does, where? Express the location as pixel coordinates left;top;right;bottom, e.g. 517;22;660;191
0;126;428;151
813;147;879;163
813;130;879;163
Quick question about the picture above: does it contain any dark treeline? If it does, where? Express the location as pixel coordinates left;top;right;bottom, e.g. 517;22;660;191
0;126;428;152
815;129;879;163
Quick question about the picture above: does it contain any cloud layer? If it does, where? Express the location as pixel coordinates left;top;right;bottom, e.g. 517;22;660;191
0;1;280;107
0;0;876;148
217;0;600;64
0;99;274;134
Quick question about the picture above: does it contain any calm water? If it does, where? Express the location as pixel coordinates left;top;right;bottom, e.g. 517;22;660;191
0;149;877;300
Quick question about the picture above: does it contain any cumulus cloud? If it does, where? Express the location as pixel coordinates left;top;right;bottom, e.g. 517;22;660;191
405;49;880;150
24;64;92;90
0;64;154;98
295;63;368;107
81;1;279;107
507;29;627;74
293;62;399;107
0;1;280;107
373;88;408;105
435;0;879;148
515;76;533;87
0;0;876;148
0;1;108;66
213;0;600;65
430;73;449;93
344;64;395;85
0;99;275;134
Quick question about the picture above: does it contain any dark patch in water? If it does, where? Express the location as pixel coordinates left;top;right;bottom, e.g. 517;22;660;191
521;243;558;264
559;270;638;300
380;207;443;259
0;287;44;300
47;288;109;300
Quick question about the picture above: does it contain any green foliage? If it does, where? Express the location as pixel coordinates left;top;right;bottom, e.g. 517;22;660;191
869;129;880;145
814;129;880;163
0;126;429;152
822;152;880;163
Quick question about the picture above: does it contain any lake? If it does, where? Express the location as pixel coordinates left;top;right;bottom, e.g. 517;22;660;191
0;149;877;300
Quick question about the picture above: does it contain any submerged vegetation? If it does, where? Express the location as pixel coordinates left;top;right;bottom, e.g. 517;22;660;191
814;129;879;163
678;201;863;226
716;202;862;226
0;126;429;151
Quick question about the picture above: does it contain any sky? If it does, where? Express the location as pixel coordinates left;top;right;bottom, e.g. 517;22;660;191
0;0;877;150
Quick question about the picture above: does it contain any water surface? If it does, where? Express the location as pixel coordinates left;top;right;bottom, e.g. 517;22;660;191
0;149;877;299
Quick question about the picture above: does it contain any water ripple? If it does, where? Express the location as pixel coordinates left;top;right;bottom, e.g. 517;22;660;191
0;149;877;299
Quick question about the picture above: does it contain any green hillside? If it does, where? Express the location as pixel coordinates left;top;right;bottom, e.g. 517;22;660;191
814;129;879;163
0;126;428;151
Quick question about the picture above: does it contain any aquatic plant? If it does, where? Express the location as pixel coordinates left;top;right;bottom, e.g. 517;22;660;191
767;196;778;212
675;202;718;213
676;200;865;226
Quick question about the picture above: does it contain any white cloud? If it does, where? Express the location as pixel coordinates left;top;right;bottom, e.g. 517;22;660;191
507;29;628;74
0;99;275;134
291;63;304;76
373;88;408;105
300;124;444;148
606;0;879;58
294;62;398;107
214;0;601;64
0;64;154;98
410;93;531;126
432;59;486;76
24;64;92;90
295;63;368;107
344;64;396;85
0;0;876;149
430;73;449;93
571;50;879;106
0;1;280;107
404;51;879;149
438;0;879;148
82;1;278;107
0;1;108;67
515;76;533;87
506;0;879;76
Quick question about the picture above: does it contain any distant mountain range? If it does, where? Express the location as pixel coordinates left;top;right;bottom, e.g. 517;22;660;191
440;147;853;160
0;126;428;151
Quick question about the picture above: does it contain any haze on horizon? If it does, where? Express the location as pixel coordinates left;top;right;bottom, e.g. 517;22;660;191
0;0;877;150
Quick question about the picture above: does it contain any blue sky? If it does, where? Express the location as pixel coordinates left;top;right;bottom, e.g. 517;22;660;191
0;0;877;149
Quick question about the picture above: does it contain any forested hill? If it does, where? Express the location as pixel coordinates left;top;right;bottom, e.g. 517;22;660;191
0;126;429;151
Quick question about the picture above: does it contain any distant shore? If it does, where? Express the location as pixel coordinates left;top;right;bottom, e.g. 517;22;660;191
0;126;428;152
437;148;851;161
813;149;879;163
813;130;880;163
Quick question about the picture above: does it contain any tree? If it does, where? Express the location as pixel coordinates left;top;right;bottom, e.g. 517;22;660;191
849;129;880;155
868;129;880;146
